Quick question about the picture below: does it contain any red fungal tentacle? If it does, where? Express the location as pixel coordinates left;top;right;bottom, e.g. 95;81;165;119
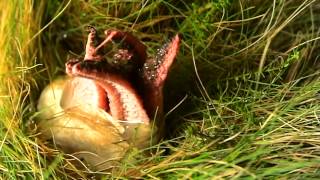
84;26;101;61
142;35;180;88
154;35;180;87
141;35;180;119
95;30;118;52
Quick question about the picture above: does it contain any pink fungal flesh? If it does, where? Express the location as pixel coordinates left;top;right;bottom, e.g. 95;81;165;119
68;65;150;123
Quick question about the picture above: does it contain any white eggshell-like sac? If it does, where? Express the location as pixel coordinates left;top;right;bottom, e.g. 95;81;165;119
37;77;127;170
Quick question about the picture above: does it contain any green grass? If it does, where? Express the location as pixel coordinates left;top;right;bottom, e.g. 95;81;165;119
1;0;320;179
